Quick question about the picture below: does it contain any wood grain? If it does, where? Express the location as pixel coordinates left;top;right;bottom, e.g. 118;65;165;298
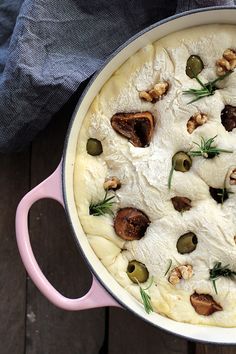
196;344;236;354
0;150;30;354
25;87;106;354
108;308;189;354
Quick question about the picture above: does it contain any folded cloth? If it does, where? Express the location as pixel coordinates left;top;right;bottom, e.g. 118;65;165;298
0;0;235;151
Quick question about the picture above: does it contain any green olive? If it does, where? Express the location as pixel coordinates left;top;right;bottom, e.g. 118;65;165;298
177;232;198;254
172;152;192;172
186;55;204;79
86;138;103;156
127;260;149;283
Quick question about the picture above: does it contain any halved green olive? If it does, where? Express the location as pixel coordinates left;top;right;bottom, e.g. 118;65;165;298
127;260;149;283
86;138;103;156
177;232;198;254
172;152;192;172
186;55;204;79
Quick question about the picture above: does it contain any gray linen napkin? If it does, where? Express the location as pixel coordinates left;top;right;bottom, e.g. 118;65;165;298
176;0;234;12
0;0;234;151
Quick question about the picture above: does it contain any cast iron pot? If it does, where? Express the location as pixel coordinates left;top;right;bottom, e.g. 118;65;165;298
16;7;236;344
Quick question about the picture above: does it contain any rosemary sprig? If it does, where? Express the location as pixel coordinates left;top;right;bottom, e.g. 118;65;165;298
209;262;236;294
89;191;115;216
138;276;154;314
188;136;233;159
183;71;232;104
164;259;172;276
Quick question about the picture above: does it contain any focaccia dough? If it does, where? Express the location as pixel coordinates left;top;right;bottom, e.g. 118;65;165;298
74;25;236;327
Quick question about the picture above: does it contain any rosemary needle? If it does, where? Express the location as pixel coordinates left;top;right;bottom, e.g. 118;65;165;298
168;162;176;190
216;188;233;205
164;259;172;276
137;276;154;314
216;169;235;204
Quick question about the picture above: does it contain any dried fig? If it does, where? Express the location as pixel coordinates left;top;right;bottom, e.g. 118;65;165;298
171;196;192;212
190;292;222;316
221;105;236;132
114;207;150;241
111;112;155;147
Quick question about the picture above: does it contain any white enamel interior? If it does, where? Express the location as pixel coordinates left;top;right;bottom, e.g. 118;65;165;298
63;8;236;343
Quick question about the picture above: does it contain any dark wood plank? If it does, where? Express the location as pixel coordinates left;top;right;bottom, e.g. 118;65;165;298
108;308;189;354
25;88;106;354
196;344;236;354
0;150;30;354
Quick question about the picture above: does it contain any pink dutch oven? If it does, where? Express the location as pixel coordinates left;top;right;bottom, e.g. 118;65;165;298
16;7;236;344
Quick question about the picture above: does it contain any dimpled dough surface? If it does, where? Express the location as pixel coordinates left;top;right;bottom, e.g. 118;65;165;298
74;25;236;327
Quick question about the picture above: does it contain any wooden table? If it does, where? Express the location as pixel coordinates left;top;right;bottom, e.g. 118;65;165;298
1;85;236;354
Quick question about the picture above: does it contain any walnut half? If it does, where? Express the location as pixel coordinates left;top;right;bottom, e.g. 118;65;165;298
103;177;121;190
216;48;236;76
187;112;208;134
168;265;193;285
139;81;169;103
230;169;236;185
190;292;222;316
111;111;155;147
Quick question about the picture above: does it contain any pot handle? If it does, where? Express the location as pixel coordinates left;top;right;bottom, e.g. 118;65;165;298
15;161;120;310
